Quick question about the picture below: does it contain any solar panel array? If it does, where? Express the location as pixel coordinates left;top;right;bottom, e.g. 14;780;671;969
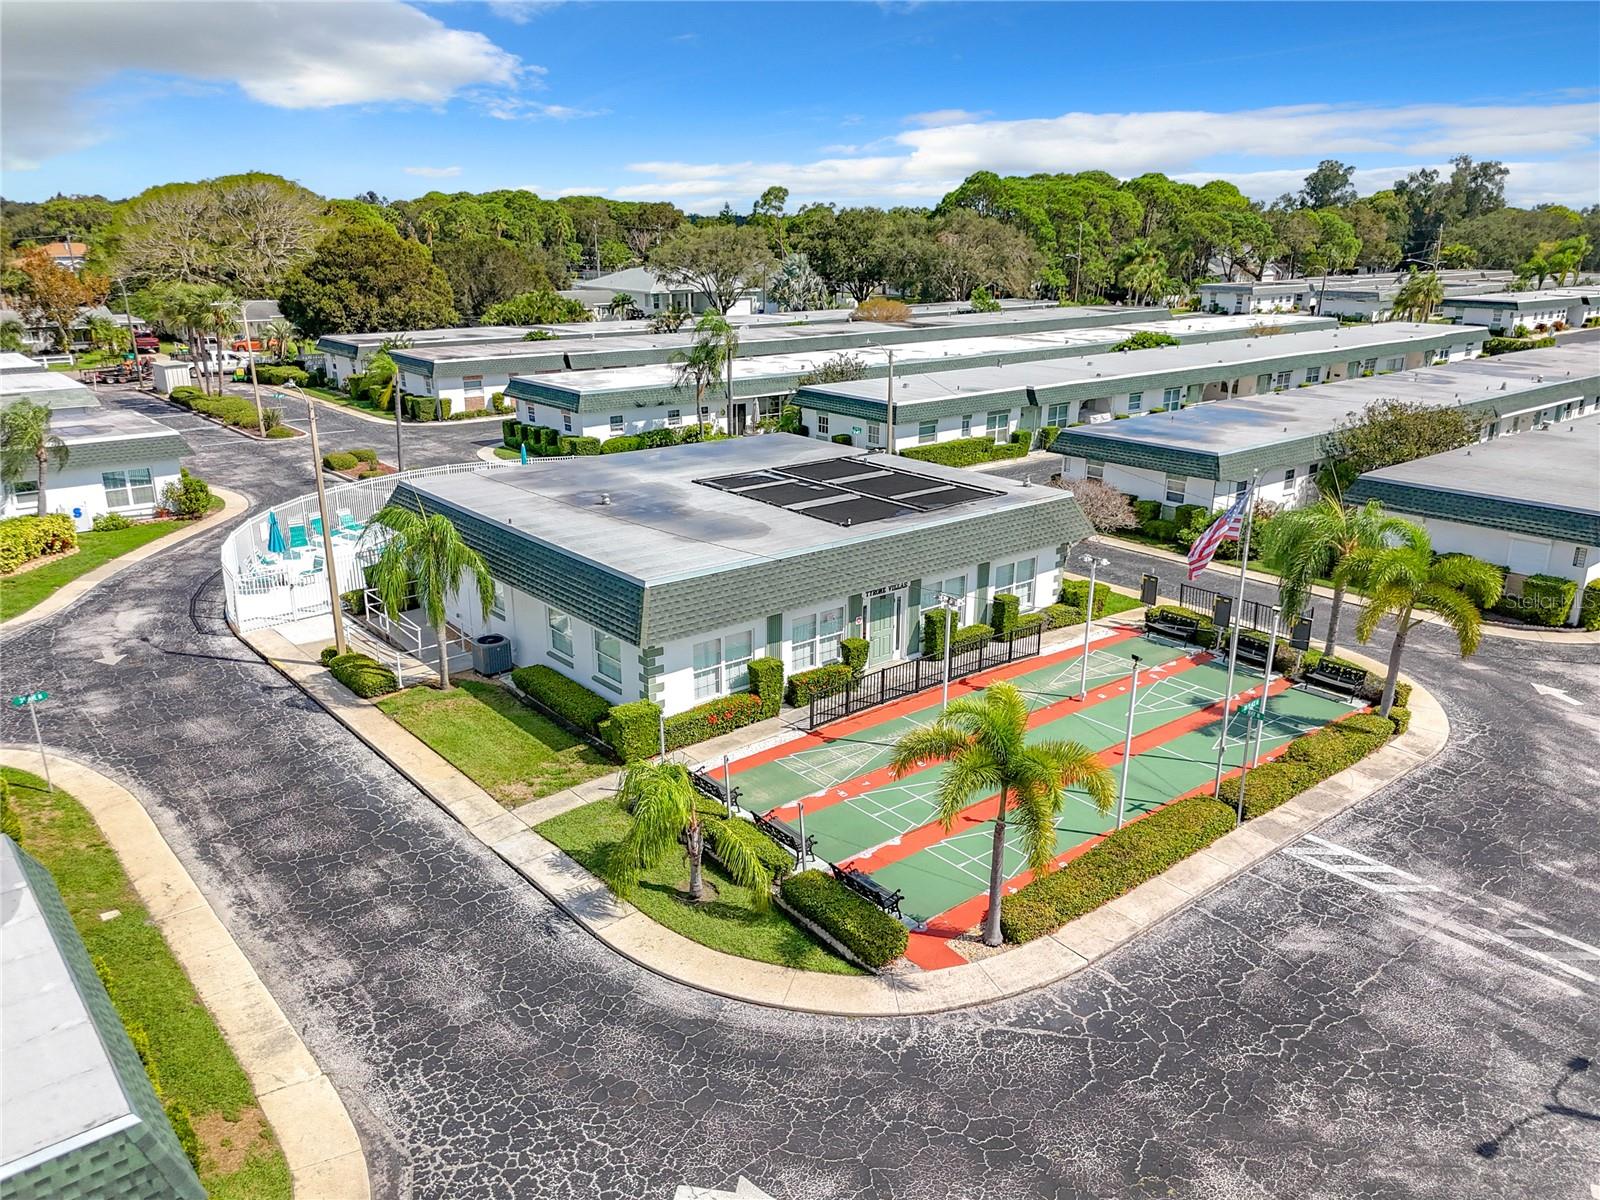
697;457;1002;526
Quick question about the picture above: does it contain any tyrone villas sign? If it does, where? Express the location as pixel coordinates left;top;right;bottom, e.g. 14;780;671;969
864;581;910;598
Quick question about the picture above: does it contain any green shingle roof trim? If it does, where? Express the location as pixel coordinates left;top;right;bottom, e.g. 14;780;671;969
390;347;568;377
57;432;190;471
1346;476;1600;545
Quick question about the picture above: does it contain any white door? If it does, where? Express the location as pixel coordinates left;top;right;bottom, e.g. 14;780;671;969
1506;536;1550;577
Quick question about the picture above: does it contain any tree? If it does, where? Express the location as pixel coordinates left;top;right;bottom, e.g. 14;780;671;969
1114;238;1169;305
198;294;239;401
1446;155;1509;221
0;400;69;516
766;253;829;312
278;225;458;337
1324;399;1480;491
1260;498;1408;657
753;185;790;255
795;353;869;386
649;223;773;314
968;286;1001;312
889;682;1114;946
1110;330;1179;352
432;236;554;322
1439;243;1478;269
1303;210;1360;283
1053;476;1135;532
85;315;129;354
602;761;772;905
261;317;301;362
1298;160;1358;209
920;209;1041;300
792;205;894;302
0;319;25;352
1390;269;1445;323
481;290;592;325
363;503;495;690
669;313;738;432
11;246;107;354
607;292;636;319
1342;521;1502;714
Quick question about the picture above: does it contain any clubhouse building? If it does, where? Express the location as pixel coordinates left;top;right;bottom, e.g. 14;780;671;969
387;435;1090;715
1438;286;1597;333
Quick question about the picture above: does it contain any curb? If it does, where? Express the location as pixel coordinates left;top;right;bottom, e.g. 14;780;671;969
0;746;371;1199
0;486;251;637
242;625;1447;1016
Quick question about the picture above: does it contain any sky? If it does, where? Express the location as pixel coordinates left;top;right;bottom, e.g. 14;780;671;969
3;1;1598;212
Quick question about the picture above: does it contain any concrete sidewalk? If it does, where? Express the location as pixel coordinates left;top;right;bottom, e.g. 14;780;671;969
0;746;370;1198
246;622;1447;1016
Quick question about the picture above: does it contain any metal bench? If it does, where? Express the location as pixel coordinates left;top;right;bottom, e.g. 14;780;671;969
753;811;813;862
1304;660;1368;697
689;768;740;813
834;866;905;920
1146;612;1201;644
1235;634;1271;668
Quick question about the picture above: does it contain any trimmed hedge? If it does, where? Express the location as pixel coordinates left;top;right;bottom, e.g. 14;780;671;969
1059;578;1112;617
511;665;612;734
600;701;660;762
323;451;358;471
0;513;77;573
899;436;1028;468
265;425;297;438
253;364;308;387
1495;573;1576;627
169;385;281;432
787;663;853;706
831;433;853;446
780;870;908;967
1389;707;1412;735
991;592;1020;635
319;645;340;666
1001;796;1238;943
328;652;398;698
921;610;994;658
747;656;784;719
349;447;379;465
601;435;643;454
1043;603;1084;630
839;636;869;679
562;436;602;456
1218;713;1392;819
1482;335;1557;356
1014;611;1045;636
1582;580;1600;631
1147;603;1217;645
665;692;764;750
1298;650;1410;708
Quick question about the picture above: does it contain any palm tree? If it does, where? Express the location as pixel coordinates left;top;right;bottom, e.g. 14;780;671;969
198;295;238;398
0;319;28;353
889;682;1114;947
363;502;495;689
1391;270;1445;323
1260;498;1408;657
602;761;772;905
262;317;300;363
668;324;729;437
1;399;69;516
1342;521;1502;715
691;312;740;433
1115;239;1169;306
606;292;635;320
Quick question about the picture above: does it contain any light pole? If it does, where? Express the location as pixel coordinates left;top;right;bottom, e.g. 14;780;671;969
864;340;897;453
936;591;960;710
237;300;266;436
282;382;347;656
1077;554;1109;700
1116;654;1142;828
1211;472;1261;801
1250;606;1281;769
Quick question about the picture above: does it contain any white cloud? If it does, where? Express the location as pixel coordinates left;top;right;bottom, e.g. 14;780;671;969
404;165;463;178
613;101;1600;209
903;109;990;127
486;0;563;23
1;1;523;170
484;99;606;121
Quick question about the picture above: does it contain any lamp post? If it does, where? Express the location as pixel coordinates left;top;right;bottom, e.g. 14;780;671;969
237;301;266;436
1250;606;1281;769
1116;654;1142;828
282;382;347;656
864;340;897;454
935;591;960;710
1077;554;1110;700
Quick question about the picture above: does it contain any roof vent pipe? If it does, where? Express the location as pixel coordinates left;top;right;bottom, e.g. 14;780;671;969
598;492;612;506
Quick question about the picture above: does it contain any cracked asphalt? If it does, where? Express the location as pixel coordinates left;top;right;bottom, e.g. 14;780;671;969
3;388;1596;1199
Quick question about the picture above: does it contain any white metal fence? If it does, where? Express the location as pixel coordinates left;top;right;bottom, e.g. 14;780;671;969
221;460;517;633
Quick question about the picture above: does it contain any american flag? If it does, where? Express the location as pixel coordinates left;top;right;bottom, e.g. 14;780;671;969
1187;493;1250;580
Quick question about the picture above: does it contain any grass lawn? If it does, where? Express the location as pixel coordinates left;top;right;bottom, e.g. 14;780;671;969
4;768;291;1199
377;679;613;806
0;502;220;623
1099;589;1143;617
493;446;520;459
537;799;864;975
303;384;387;416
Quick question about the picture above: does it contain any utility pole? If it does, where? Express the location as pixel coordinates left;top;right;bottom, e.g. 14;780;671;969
290;383;348;656
1073;220;1085;304
239;301;265;435
1077;554;1109;700
1212;473;1261;809
884;346;896;454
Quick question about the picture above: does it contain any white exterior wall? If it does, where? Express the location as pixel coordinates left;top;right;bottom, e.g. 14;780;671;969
514;398;743;439
1064;458;1320;513
405;368;514;415
324;351;361;388
799;405;1023;451
1397;515;1599;625
1;456;184;531
1444;299;1594;330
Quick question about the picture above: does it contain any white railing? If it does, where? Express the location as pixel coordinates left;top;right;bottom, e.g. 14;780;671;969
221;460;520;633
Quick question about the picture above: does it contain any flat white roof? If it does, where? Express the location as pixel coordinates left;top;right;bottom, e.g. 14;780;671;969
1447;286;1597;306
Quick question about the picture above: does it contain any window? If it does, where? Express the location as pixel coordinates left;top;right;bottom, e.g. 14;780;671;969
1385;357;1404;372
667;408;681;427
817;412;830;435
1235;479;1249;497
867;424;881;446
8;479;39;503
463;374;484;397
1127;391;1143;412
961;414;972;437
562;412;572;433
102;468;155;510
700;405;711;419
548;607;574;658
489;581;506;620
992;557;1037;608
1274;370;1292;390
918;420;937;444
790;606;845;671
609;414;624;434
1348;360;1362;378
594;630;622;686
1162;386;1182;410
693;631;754;700
1256;373;1272;393
1086;460;1104;481
1046;403;1070;426
1573;546;1588;568
1165;474;1184;504
1284;467;1296;484
1362;358;1377;374
986;410;1009;443
1304;366;1321;384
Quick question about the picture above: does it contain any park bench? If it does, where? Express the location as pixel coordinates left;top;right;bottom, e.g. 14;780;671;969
1304;659;1368;697
1146;611;1201;644
835;866;905;920
690;767;740;813
1235;634;1272;668
753;811;812;862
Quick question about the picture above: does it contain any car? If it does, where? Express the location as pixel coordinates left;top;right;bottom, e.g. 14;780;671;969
133;333;160;352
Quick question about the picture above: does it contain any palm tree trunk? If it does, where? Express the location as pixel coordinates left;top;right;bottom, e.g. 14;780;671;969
1322;583;1346;657
982;790;1009;947
436;620;452;690
1379;611;1411;716
686;821;705;901
34;449;47;516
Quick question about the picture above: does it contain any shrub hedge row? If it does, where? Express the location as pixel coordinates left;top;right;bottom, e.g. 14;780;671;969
1482;335;1557;356
253;364;308;387
326;651;398;698
921;611;995;658
1494;573;1577;627
168;385;280;432
786;663;853;706
898;434;1029;469
780;870;909;967
1059;578;1112;617
511;664;612;734
0;513;77;573
707;813;794;883
839;636;869;678
748;656;784;719
664;692;765;750
599;701;659;762
1218;713;1393;819
1043;603;1085;630
1582;580;1600;631
990;592;1020;636
1000;796;1238;943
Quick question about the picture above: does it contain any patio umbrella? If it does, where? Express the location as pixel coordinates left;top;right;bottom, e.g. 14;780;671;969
266;511;287;555
519;443;528;465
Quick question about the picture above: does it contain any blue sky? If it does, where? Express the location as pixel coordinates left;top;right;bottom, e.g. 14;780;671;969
4;1;1598;210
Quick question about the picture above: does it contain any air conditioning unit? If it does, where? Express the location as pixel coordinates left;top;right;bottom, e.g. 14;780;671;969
471;634;513;676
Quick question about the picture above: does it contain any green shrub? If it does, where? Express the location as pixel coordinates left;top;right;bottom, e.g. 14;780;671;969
511;665;612;734
319;645;340;666
266;425;297;438
921;610;994;658
92;512;134;531
1034;424;1060;450
323;451;359;471
0;513;77;573
1173;503;1205;531
167;385;204;406
561;436;602;456
1146;604;1217;645
780;870;908;967
747;656;784;719
1001;796;1237;942
1482;335;1557;356
636;427;679;449
1014;612;1045;635
831;433;853;446
160;468;212;518
348;447;379;465
786;663;854;706
254;364;309;387
1497;574;1577;627
664;692;765;750
601;435;643;454
1215;759;1318;819
1059;578;1112;617
599;700;660;762
164;1098;203;1173
990;592;1020;635
1389;707;1412;735
1581;580;1600;631
900;436;1028;468
839;636;869;678
1218;713;1392;818
1145;517;1180;543
502;418;521;449
328;652;398;698
1132;499;1162;526
1043;603;1084;629
709;814;793;882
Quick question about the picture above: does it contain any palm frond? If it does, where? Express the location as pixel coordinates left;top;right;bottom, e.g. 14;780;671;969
704;821;773;909
603;763;695;897
1031;738;1116;815
888;726;972;778
935;752;1003;830
1419;583;1484;655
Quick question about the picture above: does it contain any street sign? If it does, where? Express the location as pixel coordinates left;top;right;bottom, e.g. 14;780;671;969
1236;697;1261;716
9;691;47;708
10;691;54;792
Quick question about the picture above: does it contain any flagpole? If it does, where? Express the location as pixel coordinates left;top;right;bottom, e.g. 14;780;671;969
1211;470;1260;805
